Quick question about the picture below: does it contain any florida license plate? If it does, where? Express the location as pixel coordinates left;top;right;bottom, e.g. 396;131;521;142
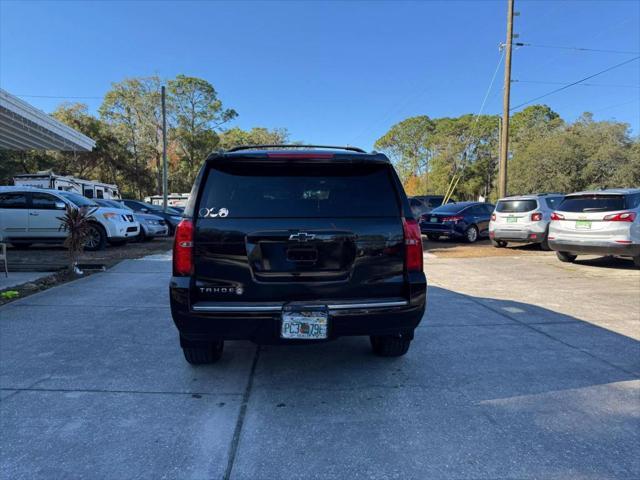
430;217;438;223
575;220;592;229
281;306;328;340
507;217;517;223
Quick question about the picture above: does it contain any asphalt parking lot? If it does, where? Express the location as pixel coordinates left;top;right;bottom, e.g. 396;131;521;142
0;249;638;479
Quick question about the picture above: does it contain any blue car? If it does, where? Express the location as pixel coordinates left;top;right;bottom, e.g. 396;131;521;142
419;201;495;243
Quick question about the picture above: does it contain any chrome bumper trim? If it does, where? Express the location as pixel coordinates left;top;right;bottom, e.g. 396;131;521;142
192;299;409;313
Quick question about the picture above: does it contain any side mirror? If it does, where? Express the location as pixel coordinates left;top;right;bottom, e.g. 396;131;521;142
55;201;66;210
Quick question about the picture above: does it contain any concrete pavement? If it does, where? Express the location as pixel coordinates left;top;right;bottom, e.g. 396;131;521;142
0;253;638;479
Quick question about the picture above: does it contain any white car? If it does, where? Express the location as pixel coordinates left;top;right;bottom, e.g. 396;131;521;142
489;193;564;250
96;199;168;241
0;186;140;251
548;188;640;267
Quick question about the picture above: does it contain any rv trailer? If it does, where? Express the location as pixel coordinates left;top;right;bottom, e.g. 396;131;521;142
13;171;120;199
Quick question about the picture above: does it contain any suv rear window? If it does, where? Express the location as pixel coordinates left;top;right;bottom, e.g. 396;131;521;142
496;200;537;213
559;195;626;213
199;163;399;218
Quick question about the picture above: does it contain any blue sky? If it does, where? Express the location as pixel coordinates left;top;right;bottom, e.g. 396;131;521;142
1;0;638;150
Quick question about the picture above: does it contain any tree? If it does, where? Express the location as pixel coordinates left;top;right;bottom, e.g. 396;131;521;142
99;76;164;197
168;75;237;190
218;127;290;149
374;116;435;189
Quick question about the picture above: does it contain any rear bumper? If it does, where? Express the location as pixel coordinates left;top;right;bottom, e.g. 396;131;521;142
490;228;545;243
549;239;640;257
419;223;464;237
170;275;427;344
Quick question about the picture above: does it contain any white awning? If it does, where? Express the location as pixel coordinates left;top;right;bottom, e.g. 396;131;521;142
0;89;96;151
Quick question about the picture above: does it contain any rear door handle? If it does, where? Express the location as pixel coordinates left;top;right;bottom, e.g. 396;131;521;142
29;212;39;216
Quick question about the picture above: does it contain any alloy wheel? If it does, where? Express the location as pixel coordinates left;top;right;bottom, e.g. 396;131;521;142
85;226;100;249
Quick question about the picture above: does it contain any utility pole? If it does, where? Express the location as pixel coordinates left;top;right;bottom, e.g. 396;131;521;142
161;86;168;213
498;0;515;198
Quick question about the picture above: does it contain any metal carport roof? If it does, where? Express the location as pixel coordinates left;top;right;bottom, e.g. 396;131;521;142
0;88;95;151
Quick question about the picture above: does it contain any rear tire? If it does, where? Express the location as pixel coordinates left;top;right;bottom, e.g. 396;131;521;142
182;341;224;365
427;234;440;241
464;225;479;243
556;251;577;263
540;229;552;251
492;240;507;248
370;334;411;357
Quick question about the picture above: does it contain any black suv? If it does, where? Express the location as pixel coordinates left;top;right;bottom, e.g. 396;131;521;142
170;146;427;364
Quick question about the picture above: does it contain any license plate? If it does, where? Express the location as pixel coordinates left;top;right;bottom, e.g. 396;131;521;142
575;220;592;229
507;217;517;223
430;217;438;223
281;307;328;340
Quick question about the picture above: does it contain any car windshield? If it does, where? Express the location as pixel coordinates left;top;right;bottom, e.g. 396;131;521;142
58;191;98;207
543;196;564;209
147;204;181;215
496;199;537;213
431;203;466;214
558;195;626;213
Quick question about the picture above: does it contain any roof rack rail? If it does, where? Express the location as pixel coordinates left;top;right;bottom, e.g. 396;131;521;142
226;144;367;154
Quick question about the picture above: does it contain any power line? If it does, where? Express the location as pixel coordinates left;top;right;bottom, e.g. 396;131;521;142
516;42;640;55
510;56;640;111
512;79;640;89
591;98;640;115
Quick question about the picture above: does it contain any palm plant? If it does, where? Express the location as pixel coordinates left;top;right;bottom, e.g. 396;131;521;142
57;205;96;275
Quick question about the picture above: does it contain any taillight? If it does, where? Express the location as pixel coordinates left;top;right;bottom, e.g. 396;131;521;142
603;212;636;222
402;218;423;272
531;212;542;222
173;219;194;276
550;212;564;221
442;215;463;223
491;213;496;221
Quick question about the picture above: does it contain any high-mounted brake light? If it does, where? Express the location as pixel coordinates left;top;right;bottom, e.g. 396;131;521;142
550;212;564;221
603;212;636;222
266;153;334;159
531;212;542;222
402;218;423;272
173;219;194;276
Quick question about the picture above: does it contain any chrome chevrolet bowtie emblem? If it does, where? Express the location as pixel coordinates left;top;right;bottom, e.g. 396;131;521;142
289;232;315;242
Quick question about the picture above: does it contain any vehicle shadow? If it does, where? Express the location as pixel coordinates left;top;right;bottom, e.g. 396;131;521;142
570;255;638;270
231;286;639;478
253;285;639;399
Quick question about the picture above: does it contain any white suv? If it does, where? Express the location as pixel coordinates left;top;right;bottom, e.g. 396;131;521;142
0;186;140;251
549;188;640;267
489;193;564;250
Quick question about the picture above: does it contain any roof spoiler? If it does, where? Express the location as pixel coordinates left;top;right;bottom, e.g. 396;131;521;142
225;144;367;154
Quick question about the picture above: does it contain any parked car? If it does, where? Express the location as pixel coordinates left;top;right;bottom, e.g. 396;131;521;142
118;200;182;234
548;188;640;267
409;195;452;217
0;186;139;250
96;199;169;241
489;193;564;250
170;145;427;364
419;201;494;243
